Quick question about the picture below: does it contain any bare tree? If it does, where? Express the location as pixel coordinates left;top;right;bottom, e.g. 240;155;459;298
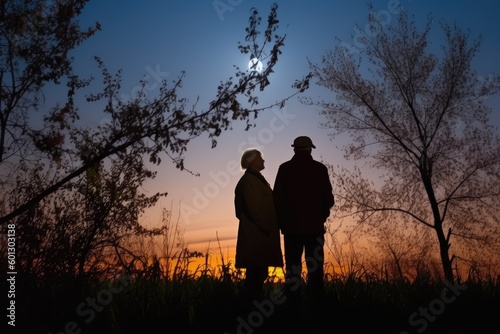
0;2;312;224
8;140;166;278
307;6;500;282
0;0;100;164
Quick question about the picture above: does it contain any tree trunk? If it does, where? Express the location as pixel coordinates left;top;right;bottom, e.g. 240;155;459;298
421;170;454;282
434;221;454;282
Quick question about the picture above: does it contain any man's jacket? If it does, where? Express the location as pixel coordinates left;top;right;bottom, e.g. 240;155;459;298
273;151;335;235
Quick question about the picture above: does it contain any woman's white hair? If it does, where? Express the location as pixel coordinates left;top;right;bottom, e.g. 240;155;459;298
240;148;261;170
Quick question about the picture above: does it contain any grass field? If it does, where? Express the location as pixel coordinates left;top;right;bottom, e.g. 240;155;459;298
10;269;500;334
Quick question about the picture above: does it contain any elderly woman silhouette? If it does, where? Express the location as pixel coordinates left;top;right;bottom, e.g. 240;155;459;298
234;148;283;301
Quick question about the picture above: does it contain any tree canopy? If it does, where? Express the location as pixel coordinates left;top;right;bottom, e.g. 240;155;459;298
307;5;500;282
0;1;311;224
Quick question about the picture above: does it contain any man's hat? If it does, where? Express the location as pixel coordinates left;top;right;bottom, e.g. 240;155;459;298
292;136;316;149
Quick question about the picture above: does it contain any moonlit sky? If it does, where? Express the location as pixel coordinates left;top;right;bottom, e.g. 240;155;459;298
65;0;500;256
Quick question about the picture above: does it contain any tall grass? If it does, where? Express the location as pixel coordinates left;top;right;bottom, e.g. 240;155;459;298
15;238;499;334
12;209;499;333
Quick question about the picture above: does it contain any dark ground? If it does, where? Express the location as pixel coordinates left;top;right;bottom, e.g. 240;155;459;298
7;278;500;334
195;290;500;334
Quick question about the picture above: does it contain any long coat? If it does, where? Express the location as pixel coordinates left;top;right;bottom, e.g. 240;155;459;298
234;170;283;268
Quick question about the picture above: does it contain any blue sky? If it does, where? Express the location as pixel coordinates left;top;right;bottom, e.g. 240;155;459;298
66;0;500;252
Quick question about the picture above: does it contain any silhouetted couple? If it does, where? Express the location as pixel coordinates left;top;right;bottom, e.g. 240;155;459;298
234;136;335;308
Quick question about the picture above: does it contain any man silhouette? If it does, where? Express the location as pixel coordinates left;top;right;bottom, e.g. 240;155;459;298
273;136;334;307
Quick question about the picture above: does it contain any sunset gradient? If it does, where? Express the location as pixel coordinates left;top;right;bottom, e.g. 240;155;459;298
70;0;500;274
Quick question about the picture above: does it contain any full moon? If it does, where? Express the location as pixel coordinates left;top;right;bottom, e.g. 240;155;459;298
248;58;263;72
